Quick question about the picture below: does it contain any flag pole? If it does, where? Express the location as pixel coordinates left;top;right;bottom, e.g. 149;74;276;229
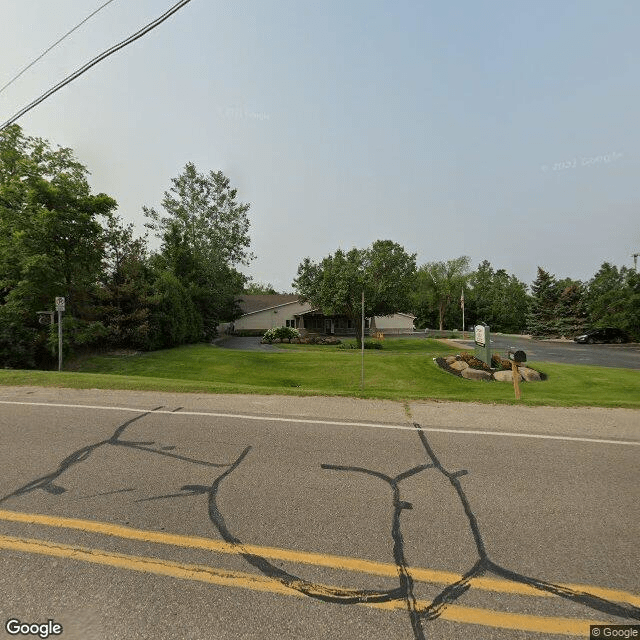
461;288;465;340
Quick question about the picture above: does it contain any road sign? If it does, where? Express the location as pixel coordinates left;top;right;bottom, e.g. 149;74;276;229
55;297;65;311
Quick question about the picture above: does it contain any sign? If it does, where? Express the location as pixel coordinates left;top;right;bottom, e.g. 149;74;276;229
55;297;65;312
474;323;491;366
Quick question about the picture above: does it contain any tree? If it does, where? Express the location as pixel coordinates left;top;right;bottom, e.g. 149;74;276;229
414;256;470;331
554;279;587;338
244;281;279;295
527;267;559;337
294;240;417;347
143;163;252;338
143;162;253;266
1;125;117;366
586;263;640;340
96;216;154;350
467;260;494;328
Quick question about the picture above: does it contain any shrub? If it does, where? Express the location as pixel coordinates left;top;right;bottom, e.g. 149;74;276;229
491;353;512;370
263;326;300;343
337;340;383;350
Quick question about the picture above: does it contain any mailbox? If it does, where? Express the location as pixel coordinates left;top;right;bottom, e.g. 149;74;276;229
508;349;526;363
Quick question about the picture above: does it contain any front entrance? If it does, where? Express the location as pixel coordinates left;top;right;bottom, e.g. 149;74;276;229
324;318;335;335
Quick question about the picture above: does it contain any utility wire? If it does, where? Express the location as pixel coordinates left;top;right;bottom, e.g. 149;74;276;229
0;0;195;132
0;0;119;97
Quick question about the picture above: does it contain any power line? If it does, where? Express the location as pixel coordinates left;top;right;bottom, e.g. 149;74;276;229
0;0;119;97
0;0;195;132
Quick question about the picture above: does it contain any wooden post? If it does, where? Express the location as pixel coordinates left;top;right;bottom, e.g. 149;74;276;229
511;361;521;400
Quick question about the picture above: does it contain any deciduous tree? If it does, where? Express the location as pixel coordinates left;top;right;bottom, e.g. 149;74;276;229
294;240;416;347
414;256;470;331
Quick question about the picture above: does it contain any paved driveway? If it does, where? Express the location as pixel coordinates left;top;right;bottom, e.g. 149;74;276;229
455;335;640;370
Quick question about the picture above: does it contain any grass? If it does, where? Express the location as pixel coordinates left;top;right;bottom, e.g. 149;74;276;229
1;337;639;408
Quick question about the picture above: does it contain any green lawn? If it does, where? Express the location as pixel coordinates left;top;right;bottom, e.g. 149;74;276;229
1;338;639;408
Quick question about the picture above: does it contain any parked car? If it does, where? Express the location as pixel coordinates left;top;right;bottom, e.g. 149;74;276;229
574;328;630;344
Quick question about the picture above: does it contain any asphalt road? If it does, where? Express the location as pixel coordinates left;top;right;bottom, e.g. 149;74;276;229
0;387;638;640
455;335;640;370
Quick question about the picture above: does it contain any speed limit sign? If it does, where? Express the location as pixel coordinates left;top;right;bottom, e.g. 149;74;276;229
55;297;65;311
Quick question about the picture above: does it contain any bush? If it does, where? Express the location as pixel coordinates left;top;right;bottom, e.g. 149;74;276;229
491;353;512;370
337;340;383;350
263;326;300;343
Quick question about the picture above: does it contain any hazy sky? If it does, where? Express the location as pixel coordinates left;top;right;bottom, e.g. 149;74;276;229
2;0;638;291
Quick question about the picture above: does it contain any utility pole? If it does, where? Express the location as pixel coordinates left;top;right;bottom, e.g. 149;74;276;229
361;289;365;391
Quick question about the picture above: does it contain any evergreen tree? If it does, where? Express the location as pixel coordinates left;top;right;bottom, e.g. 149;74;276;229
554;280;588;337
586;263;640;340
527;267;559;336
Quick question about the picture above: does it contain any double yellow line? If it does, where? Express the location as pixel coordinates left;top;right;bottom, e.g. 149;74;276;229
1;509;637;636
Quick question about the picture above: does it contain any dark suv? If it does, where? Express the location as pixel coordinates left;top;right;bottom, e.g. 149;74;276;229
574;328;629;344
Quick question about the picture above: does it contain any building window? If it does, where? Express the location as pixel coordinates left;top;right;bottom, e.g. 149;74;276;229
286;319;295;328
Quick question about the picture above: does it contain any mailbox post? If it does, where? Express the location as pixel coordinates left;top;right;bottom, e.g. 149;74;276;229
508;349;526;400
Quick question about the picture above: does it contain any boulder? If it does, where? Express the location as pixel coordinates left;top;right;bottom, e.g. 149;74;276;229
449;360;469;371
461;368;492;381
493;370;522;382
519;367;542;382
445;355;457;365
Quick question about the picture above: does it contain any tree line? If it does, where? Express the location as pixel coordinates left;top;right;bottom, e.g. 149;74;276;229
0;125;252;368
295;249;639;343
2;126;637;368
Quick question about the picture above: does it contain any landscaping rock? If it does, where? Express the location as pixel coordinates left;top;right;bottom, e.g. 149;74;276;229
445;355;457;365
461;368;492;381
519;367;542;382
493;370;522;382
449;360;469;371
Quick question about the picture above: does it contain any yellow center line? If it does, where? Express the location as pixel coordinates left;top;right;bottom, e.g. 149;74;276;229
0;508;638;608
0;533;609;636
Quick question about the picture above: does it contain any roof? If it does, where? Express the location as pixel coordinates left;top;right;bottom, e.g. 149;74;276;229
235;294;301;315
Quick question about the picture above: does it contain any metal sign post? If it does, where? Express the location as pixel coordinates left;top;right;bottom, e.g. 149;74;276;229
55;297;65;371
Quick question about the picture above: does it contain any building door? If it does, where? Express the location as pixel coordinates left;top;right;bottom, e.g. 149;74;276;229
324;318;334;335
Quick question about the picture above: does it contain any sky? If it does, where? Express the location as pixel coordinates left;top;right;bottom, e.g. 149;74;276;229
1;0;638;292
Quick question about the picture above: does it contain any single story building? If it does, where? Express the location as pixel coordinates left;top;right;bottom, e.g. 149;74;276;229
232;294;415;335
